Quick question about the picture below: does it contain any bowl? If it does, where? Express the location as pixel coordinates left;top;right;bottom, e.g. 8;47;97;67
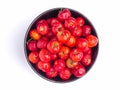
24;8;99;83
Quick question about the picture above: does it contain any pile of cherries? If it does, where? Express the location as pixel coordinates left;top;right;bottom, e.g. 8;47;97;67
26;9;98;80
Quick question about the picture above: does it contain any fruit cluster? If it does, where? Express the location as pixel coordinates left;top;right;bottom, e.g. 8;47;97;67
26;9;98;80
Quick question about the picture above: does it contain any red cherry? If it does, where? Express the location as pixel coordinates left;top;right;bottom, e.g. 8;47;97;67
72;64;86;77
37;37;49;49
82;25;91;36
59;68;71;80
28;52;39;64
46;68;58;78
76;17;85;27
76;38;88;51
37;61;51;72
58;9;71;21
39;49;51;62
81;54;92;66
27;40;37;51
54;59;65;72
64;17;77;29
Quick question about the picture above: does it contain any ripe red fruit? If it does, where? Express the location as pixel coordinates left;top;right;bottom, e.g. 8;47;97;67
57;30;71;43
86;35;98;48
47;40;61;54
27;40;37;51
82;25;91;36
28;52;39;64
66;35;76;47
81;54;92;66
37;23;49;35
39;49;51;62
37;61;51;72
50;18;60;26
51;54;58;60
66;58;78;68
58;46;70;60
70;48;83;62
76;17;85;27
58;9;71;21
59;68;71;80
46;68;58;78
29;29;41;40
71;26;82;37
64;17;77;29
72;64;86;77
54;59;65;72
37;37;48;49
76;38;88;51
52;22;64;34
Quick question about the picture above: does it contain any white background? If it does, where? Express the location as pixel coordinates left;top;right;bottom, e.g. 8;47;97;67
0;0;120;90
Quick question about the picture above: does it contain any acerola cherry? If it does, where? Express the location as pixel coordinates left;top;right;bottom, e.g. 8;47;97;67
46;68;58;78
76;38;88;51
37;37;48;49
57;30;71;43
47;40;61;54
82;25;91;36
70;48;83;62
76;17;85;27
28;52;39;64
59;68;71;80
58;9;71;21
29;29;41;40
81;54;92;66
27;40;37;51
37;61;51;72
54;59;65;72
72;64;86;77
39;49;51;62
37;23;49;35
64;17;77;29
86;35;98;48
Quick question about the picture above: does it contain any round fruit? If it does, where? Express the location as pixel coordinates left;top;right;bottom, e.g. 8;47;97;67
81;54;92;66
37;37;48;49
47;40;61;54
82;25;91;36
27;40;37;51
76;17;85;27
54;59;65;72
72;64;86;77
58;46;70;60
66;58;78;68
52;22;64;34
29;29;41;40
76;38;88;51
71;26;82;37
64;17;77;29
86;35;98;48
37;23;49;35
57;30;71;43
46;68;58;78
37;61;51;72
28;52;39;64
66;35;76;47
70;48;83;62
59;68;71;80
39;49;51;62
58;9;71;21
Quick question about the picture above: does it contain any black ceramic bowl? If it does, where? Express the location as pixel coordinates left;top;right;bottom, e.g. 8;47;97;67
24;8;99;83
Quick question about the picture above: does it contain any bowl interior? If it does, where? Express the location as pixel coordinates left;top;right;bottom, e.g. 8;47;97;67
24;8;99;83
